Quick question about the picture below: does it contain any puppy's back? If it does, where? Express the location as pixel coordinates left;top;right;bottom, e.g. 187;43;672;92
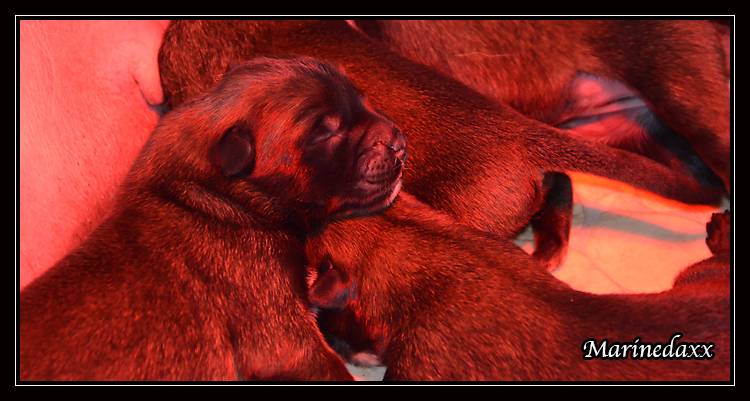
19;213;237;381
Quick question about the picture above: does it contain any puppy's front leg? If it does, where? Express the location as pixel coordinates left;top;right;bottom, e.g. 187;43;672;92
530;172;573;270
229;318;353;381
291;343;356;381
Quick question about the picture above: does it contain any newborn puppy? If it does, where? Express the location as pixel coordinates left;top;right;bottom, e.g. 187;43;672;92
351;20;730;193
159;20;723;270
305;193;730;381
20;57;405;380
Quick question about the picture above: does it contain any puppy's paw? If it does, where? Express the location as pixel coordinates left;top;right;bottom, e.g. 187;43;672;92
349;352;382;368
706;210;730;255
531;172;572;271
533;247;568;272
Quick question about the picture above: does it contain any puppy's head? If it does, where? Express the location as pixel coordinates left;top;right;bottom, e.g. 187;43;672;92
208;57;407;222
305;232;368;351
141;57;406;226
303;192;436;309
303;213;401;357
304;217;371;310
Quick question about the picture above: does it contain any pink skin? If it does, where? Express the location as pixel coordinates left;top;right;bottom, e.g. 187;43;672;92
20;20;170;289
556;73;651;144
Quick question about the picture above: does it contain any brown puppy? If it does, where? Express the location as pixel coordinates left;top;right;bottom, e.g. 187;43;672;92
351;20;731;193
305;193;730;381
158;20;723;270
20;57;405;380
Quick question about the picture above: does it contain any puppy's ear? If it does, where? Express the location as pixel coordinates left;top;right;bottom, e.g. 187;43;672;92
211;122;255;178
309;257;356;310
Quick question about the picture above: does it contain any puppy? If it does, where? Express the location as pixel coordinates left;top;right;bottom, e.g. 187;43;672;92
20;57;405;380
305;193;730;381
351;20;731;193
158;20;723;270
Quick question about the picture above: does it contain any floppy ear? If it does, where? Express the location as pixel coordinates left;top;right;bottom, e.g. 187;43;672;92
210;122;255;178
309;257;356;310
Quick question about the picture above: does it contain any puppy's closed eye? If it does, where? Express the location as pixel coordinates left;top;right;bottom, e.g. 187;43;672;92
310;115;344;144
211;122;255;178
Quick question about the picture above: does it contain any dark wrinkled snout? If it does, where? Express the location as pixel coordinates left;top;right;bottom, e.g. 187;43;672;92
356;126;406;190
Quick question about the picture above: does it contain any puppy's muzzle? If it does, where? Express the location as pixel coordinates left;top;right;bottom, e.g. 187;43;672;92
356;141;406;190
332;127;406;218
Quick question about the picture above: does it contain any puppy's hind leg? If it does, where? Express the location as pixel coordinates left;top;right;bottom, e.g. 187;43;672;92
531;172;573;271
596;20;731;192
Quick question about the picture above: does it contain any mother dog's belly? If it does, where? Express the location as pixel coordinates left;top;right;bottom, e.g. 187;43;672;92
555;72;653;145
20;20;169;289
554;72;721;187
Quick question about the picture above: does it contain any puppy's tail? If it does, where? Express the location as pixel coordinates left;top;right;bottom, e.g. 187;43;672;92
540;132;725;206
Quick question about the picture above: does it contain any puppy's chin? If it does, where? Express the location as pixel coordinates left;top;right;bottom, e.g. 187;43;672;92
329;177;403;221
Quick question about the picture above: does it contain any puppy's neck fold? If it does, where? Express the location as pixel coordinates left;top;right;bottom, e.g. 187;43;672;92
157;180;302;233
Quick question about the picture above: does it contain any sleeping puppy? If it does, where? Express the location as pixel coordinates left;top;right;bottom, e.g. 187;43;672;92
305;193;729;381
159;20;723;270
20;57;405;381
351;20;731;193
